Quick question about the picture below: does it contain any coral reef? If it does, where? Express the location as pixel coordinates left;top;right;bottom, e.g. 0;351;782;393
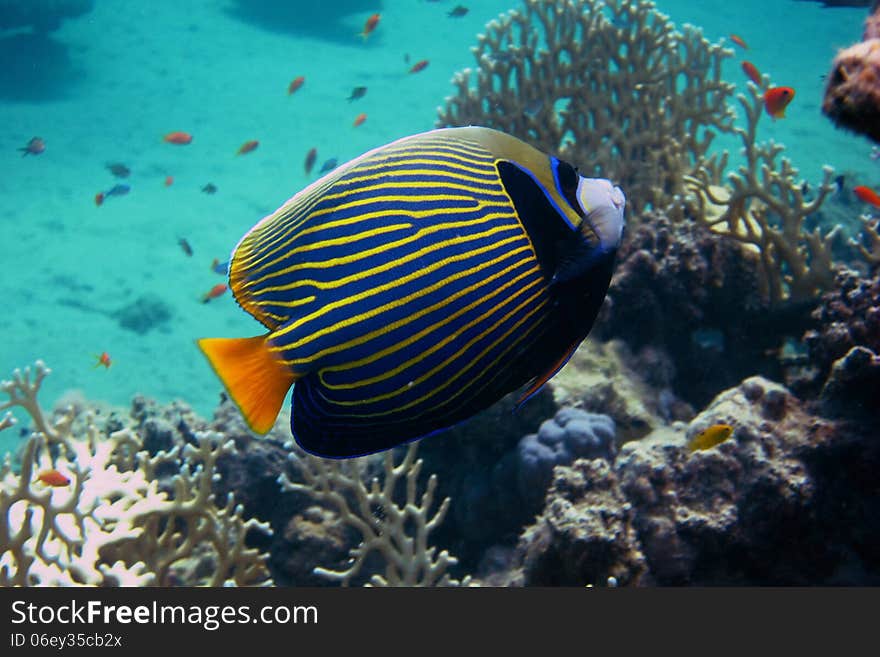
518;458;647;586
409;387;556;571
279;444;470;586
440;0;862;308
437;0;735;217
514;376;880;585
549;338;687;440
0;0;92;33
817;346;880;420
799;267;880;399
822;1;880;144
593;214;781;408
685;83;840;305
0;362;272;586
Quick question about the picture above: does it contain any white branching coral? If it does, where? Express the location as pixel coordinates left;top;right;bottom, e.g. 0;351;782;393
279;444;470;587
437;0;735;217
684;82;840;304
0;361;272;586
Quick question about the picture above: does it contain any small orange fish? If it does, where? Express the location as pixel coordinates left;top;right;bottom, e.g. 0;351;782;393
409;59;429;74
730;34;748;50
741;61;762;86
353;113;367;127
94;352;112;368
237;140;259;155
359;13;380;40
288;75;305;95
34;469;70;487
853;185;880;207
763;86;795;119
305;147;317;174
164;131;193;145
94;192;104;206
202;283;228;303
164;175;174;187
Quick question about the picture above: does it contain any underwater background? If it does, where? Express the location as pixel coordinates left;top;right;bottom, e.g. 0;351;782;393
1;0;879;586
0;0;872;426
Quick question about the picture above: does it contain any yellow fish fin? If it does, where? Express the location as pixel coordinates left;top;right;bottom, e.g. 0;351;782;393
197;335;297;434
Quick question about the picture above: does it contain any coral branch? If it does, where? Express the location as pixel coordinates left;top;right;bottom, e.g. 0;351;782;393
685;83;840;304
279;444;469;587
1;362;272;586
437;0;735;218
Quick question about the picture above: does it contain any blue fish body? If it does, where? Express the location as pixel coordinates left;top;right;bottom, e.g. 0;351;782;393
318;158;338;173
105;184;131;197
198;127;625;458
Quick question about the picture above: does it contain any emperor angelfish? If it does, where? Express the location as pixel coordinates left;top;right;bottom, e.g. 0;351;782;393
198;127;625;458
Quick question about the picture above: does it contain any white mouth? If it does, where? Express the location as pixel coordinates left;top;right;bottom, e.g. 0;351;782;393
576;177;626;250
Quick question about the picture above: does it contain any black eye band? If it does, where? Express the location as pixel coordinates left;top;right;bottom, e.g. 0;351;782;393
551;157;584;218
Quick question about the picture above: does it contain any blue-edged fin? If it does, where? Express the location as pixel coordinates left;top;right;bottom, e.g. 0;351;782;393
197;335;297;434
515;340;580;409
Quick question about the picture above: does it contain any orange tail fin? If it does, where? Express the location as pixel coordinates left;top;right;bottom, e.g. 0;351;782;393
197;335;297;434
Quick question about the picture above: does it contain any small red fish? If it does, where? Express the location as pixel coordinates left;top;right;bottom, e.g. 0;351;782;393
409;59;429;74
94;192;104;206
237;140;259;155
763;86;795;119
164;175;174;187
288;76;305;95
853;185;880;207
34;469;70;487
353;113;367;127
18;137;45;156
741;61;762;86
305;147;317;174
164;131;193;145
94;352;112;368
359;13;380;40
730;34;748;50
202;283;228;303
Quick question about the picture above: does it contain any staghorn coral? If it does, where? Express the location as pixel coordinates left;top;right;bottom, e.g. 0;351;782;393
853;214;880;264
279;444;470;586
685;82;840;305
437;0;735;218
440;0;860;307
0;361;272;586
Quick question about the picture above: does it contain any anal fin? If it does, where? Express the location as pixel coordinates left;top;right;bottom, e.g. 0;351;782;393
515;340;580;409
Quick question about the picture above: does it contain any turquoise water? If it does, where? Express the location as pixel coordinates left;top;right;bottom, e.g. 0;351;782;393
0;0;872;450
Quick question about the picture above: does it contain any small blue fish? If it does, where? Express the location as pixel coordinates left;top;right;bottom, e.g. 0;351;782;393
318;158;338;174
105;184;130;197
211;258;230;275
95;183;130;206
